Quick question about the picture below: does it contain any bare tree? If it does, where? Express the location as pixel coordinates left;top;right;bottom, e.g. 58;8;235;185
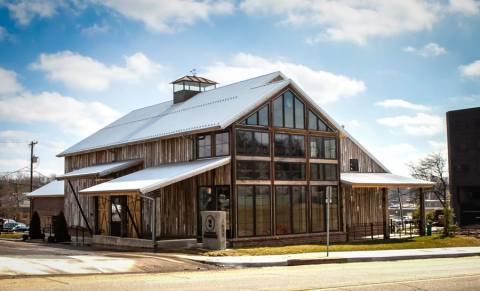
408;153;448;208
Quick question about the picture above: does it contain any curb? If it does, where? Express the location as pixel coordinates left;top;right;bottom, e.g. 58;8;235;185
191;252;480;268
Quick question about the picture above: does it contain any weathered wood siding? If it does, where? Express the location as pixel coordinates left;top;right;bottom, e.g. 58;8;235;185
64;136;195;231
340;136;386;173
343;186;383;227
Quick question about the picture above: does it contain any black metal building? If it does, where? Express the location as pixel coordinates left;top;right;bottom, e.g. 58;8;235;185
447;107;480;226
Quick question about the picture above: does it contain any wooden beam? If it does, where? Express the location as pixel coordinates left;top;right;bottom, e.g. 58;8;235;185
382;188;389;239
67;180;93;235
419;188;426;236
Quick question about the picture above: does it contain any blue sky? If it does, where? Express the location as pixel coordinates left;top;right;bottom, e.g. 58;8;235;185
0;0;479;176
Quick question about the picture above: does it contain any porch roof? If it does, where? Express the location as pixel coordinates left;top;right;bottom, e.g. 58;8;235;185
79;156;230;195
57;159;143;180
340;173;435;188
26;180;64;198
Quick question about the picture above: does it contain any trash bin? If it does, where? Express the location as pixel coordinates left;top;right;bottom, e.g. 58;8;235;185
426;223;432;236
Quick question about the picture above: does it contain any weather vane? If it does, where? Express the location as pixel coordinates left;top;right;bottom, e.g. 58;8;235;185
190;68;197;76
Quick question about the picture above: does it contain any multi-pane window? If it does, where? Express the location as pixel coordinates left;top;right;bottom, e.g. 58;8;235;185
236;130;270;156
241;104;269;126
237;185;271;237
310;163;338;181
308;110;333;132
274;133;305;157
215;132;229;156
236;161;270;180
275;186;307;235
350;159;359;171
311;186;339;232
310;136;336;159
273;91;305;129
197;135;211;158
275;162;306;180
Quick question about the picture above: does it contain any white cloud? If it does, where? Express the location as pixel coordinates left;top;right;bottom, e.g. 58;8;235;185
449;0;479;15
30;51;160;91
459;60;480;78
81;23;110;36
1;0;59;26
241;0;440;45
404;42;447;57
0;67;23;95
377;113;444;136
100;0;234;32
203;53;365;104
375;99;430;111
0;91;120;136
346;120;361;129
374;143;423;176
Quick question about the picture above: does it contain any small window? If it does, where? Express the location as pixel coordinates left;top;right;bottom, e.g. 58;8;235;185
215;132;229;156
350;159;359;171
241;104;269;126
275;162;306;180
236;161;270;180
197;135;211;158
308;110;333;132
274;133;305;157
310;164;338;181
236;130;270;156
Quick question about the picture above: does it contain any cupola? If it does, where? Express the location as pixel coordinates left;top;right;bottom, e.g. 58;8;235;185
171;75;217;104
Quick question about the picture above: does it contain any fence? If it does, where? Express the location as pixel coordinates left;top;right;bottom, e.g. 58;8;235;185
347;222;385;241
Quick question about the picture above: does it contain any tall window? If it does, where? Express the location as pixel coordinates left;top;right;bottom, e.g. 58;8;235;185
311;186;339;232
237;186;271;237
236;130;270;156
310;136;336;159
310;163;338;181
236;161;270;180
275;186;307;235
215;132;229;156
274;133;305;157
275;162;306;180
241;104;269;126
197;135;211;158
308;110;333;132
273;91;305;129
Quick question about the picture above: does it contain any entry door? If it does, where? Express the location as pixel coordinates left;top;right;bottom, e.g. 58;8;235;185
197;186;231;238
110;196;127;237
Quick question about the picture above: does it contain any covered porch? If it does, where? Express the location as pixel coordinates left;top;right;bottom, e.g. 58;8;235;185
340;173;435;240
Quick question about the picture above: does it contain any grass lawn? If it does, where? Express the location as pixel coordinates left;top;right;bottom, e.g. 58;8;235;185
0;232;24;239
203;235;480;256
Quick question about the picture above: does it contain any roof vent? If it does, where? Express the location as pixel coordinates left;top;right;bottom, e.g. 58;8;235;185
171;75;217;104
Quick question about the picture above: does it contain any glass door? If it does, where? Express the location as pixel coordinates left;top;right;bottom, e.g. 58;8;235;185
110;196;127;237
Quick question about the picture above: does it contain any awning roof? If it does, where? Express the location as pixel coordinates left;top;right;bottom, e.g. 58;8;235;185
341;173;435;188
80;156;230;195
57;159;143;180
26;180;64;198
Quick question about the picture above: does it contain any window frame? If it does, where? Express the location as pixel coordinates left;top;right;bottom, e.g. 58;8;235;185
309;135;337;160
273;90;305;129
237;185;272;237
275;162;306;180
197;134;212;159
215;132;230;157
236;160;271;180
310;186;340;233
236;129;270;157
350;158;359;172
275;185;307;235
310;163;338;181
274;133;306;158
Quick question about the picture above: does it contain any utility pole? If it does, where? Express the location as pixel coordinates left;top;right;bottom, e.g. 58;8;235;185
326;186;332;257
29;141;38;192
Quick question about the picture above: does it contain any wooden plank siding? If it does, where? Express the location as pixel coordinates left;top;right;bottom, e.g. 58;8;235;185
339;135;386;173
343;186;384;231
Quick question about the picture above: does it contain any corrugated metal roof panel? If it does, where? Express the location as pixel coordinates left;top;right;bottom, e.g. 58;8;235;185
57;159;143;179
341;173;435;188
80;157;230;195
26;180;64;197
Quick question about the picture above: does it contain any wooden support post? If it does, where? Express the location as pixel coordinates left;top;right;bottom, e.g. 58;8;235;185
419;188;426;236
382;188;390;239
67;180;93;235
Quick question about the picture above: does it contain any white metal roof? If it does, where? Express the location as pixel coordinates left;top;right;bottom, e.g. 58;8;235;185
58;72;288;156
26;180;64;198
57;159;143;180
340;173;435;188
80;156;230;195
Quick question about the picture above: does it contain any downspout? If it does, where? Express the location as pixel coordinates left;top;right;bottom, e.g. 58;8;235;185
140;194;157;248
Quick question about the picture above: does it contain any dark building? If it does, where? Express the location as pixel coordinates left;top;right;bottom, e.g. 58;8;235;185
447;107;480;226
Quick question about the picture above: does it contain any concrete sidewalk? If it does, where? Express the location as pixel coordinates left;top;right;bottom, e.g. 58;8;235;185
175;247;480;267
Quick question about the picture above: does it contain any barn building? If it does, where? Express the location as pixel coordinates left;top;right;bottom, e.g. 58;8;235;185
57;72;433;248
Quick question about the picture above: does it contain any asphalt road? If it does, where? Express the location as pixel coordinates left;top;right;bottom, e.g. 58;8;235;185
1;256;480;290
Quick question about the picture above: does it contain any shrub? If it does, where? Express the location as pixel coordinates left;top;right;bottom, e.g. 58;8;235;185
54;212;71;242
443;207;457;237
29;211;43;239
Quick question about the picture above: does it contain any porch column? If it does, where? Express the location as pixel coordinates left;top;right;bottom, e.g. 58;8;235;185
419;188;426;236
382;188;389;239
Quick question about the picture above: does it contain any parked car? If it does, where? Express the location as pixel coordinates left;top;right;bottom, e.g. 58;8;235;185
12;223;29;233
1;220;17;232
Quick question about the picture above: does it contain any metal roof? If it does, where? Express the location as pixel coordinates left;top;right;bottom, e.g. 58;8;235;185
171;75;218;85
341;173;435;188
59;72;287;156
57;159;143;180
80;157;230;195
26;180;64;198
